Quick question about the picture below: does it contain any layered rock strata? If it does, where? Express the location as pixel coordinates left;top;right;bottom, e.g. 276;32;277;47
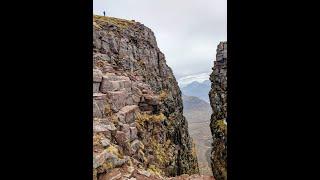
93;15;200;180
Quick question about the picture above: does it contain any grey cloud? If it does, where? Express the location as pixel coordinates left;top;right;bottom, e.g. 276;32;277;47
93;0;226;77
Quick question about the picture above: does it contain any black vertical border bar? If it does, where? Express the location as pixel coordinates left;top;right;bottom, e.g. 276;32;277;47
228;0;242;179
78;0;92;179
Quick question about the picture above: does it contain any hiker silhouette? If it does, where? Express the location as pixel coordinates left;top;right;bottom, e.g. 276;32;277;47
103;11;106;16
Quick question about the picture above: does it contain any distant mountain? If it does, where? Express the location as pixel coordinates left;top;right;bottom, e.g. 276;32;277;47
178;72;210;88
182;94;212;123
181;80;211;102
183;94;211;112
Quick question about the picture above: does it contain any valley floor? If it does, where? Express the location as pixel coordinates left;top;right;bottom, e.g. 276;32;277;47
188;121;213;176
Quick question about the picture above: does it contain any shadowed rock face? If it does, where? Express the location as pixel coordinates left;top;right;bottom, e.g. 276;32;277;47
209;42;227;180
93;15;201;180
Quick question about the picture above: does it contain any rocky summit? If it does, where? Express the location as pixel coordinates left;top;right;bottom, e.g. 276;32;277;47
92;15;215;180
209;42;227;180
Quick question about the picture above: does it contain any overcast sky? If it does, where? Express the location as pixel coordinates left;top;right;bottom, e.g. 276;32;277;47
93;0;227;79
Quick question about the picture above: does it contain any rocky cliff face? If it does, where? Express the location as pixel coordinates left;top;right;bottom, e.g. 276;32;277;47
93;15;201;180
209;42;227;180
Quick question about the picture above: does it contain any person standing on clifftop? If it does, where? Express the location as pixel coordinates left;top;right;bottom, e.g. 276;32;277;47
103;11;106;16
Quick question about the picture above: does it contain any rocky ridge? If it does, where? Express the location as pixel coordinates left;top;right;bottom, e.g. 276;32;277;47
209;42;227;180
93;15;210;180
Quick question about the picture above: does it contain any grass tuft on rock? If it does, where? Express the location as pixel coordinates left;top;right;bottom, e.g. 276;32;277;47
93;15;136;29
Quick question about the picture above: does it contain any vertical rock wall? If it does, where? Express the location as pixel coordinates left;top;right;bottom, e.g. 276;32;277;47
209;42;227;180
93;15;199;180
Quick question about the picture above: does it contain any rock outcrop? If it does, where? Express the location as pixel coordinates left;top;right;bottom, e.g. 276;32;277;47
93;15;201;180
209;42;227;180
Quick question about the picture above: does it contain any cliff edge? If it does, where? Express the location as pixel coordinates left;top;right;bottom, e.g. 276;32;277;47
93;15;202;180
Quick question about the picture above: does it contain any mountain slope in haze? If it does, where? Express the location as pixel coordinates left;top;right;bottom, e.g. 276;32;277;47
182;95;213;175
181;80;211;102
182;95;212;123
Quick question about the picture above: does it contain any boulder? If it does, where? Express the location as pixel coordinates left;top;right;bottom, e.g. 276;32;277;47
93;53;111;62
100;80;121;92
93;94;107;118
93;83;100;93
120;80;132;90
100;75;131;93
101;139;111;147
93;101;103;118
93;151;107;169
138;103;153;112
93;119;117;130
102;65;115;74
125;95;134;106
98;168;122;180
130;139;142;154
115;131;130;145
93;119;116;139
137;169;151;177
93;30;102;50
131;94;141;104
132;86;142;96
106;90;128;112
93;122;111;138
120;124;131;139
93;69;103;82
116;105;139;123
107;153;127;167
130;127;138;141
143;94;159;105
